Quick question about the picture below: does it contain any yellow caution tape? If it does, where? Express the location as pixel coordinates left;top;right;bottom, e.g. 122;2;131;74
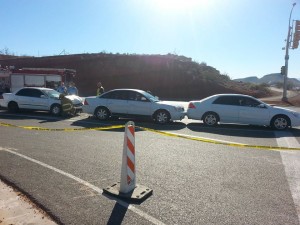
0;122;124;131
0;122;19;128
137;126;300;151
1;121;299;151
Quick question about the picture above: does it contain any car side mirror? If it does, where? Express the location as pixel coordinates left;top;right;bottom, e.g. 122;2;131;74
40;95;47;99
258;103;266;108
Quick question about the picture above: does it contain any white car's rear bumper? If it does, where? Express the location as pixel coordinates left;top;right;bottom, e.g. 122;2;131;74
82;105;95;115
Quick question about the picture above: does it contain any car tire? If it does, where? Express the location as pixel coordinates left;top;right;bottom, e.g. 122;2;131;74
202;112;219;126
154;110;170;124
95;107;110;120
8;101;19;113
50;104;62;116
271;115;290;130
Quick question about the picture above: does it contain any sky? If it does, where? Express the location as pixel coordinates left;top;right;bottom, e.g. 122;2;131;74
1;0;300;79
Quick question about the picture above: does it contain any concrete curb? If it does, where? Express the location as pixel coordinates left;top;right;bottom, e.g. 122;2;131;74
0;180;57;225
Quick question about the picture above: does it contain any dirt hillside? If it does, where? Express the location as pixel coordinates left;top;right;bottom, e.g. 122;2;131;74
0;53;270;100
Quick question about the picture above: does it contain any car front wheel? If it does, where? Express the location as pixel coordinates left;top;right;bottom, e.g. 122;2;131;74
203;112;219;126
154;110;170;124
271;115;290;130
50;104;62;116
95;107;110;120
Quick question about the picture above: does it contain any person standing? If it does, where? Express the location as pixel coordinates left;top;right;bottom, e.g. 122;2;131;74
67;82;78;95
96;82;104;96
57;82;67;94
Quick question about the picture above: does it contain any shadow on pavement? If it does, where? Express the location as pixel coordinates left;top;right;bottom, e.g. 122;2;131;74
107;202;128;225
71;116;187;132
187;122;300;138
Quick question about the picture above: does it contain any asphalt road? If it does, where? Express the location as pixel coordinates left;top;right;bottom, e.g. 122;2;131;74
0;110;300;225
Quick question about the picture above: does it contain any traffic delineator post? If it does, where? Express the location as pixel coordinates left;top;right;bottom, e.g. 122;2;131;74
103;121;153;202
120;121;136;193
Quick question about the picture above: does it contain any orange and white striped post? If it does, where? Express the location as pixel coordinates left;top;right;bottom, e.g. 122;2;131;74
120;121;136;193
103;121;152;202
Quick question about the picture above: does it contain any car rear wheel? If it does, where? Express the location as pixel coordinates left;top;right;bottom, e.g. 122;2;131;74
8;102;19;113
95;107;110;120
271;115;290;130
203;112;219;126
154;110;170;124
50;104;62;116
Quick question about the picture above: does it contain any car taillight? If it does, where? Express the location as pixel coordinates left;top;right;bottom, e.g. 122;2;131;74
188;102;196;109
84;99;89;105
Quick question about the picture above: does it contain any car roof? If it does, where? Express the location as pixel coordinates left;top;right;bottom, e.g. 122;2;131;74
190;93;259;103
210;93;256;98
193;94;271;110
14;87;56;93
19;87;54;91
105;88;146;93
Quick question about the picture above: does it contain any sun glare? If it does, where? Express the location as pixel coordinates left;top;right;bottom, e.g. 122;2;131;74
152;0;208;12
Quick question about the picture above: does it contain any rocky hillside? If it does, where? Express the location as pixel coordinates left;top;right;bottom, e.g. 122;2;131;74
235;73;300;87
0;53;269;100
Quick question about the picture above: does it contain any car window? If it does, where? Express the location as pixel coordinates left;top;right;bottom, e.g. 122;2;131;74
141;91;159;102
239;97;261;107
212;96;240;106
43;89;60;99
16;89;31;97
31;89;45;98
127;91;149;102
100;91;114;99
16;89;44;98
101;90;129;100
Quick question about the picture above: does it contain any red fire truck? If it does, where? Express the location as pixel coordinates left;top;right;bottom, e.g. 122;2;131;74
9;68;76;92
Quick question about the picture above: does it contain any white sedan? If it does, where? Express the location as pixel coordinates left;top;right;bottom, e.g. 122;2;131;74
83;89;186;124
187;94;300;130
1;87;83;116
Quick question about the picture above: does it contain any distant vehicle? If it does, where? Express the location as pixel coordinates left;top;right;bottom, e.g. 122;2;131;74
83;89;185;124
1;87;83;116
9;68;76;92
187;94;300;130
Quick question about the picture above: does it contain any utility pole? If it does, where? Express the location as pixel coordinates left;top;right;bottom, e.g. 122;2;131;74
282;3;296;101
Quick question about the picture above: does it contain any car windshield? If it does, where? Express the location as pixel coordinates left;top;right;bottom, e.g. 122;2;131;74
140;91;159;102
43;89;60;99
